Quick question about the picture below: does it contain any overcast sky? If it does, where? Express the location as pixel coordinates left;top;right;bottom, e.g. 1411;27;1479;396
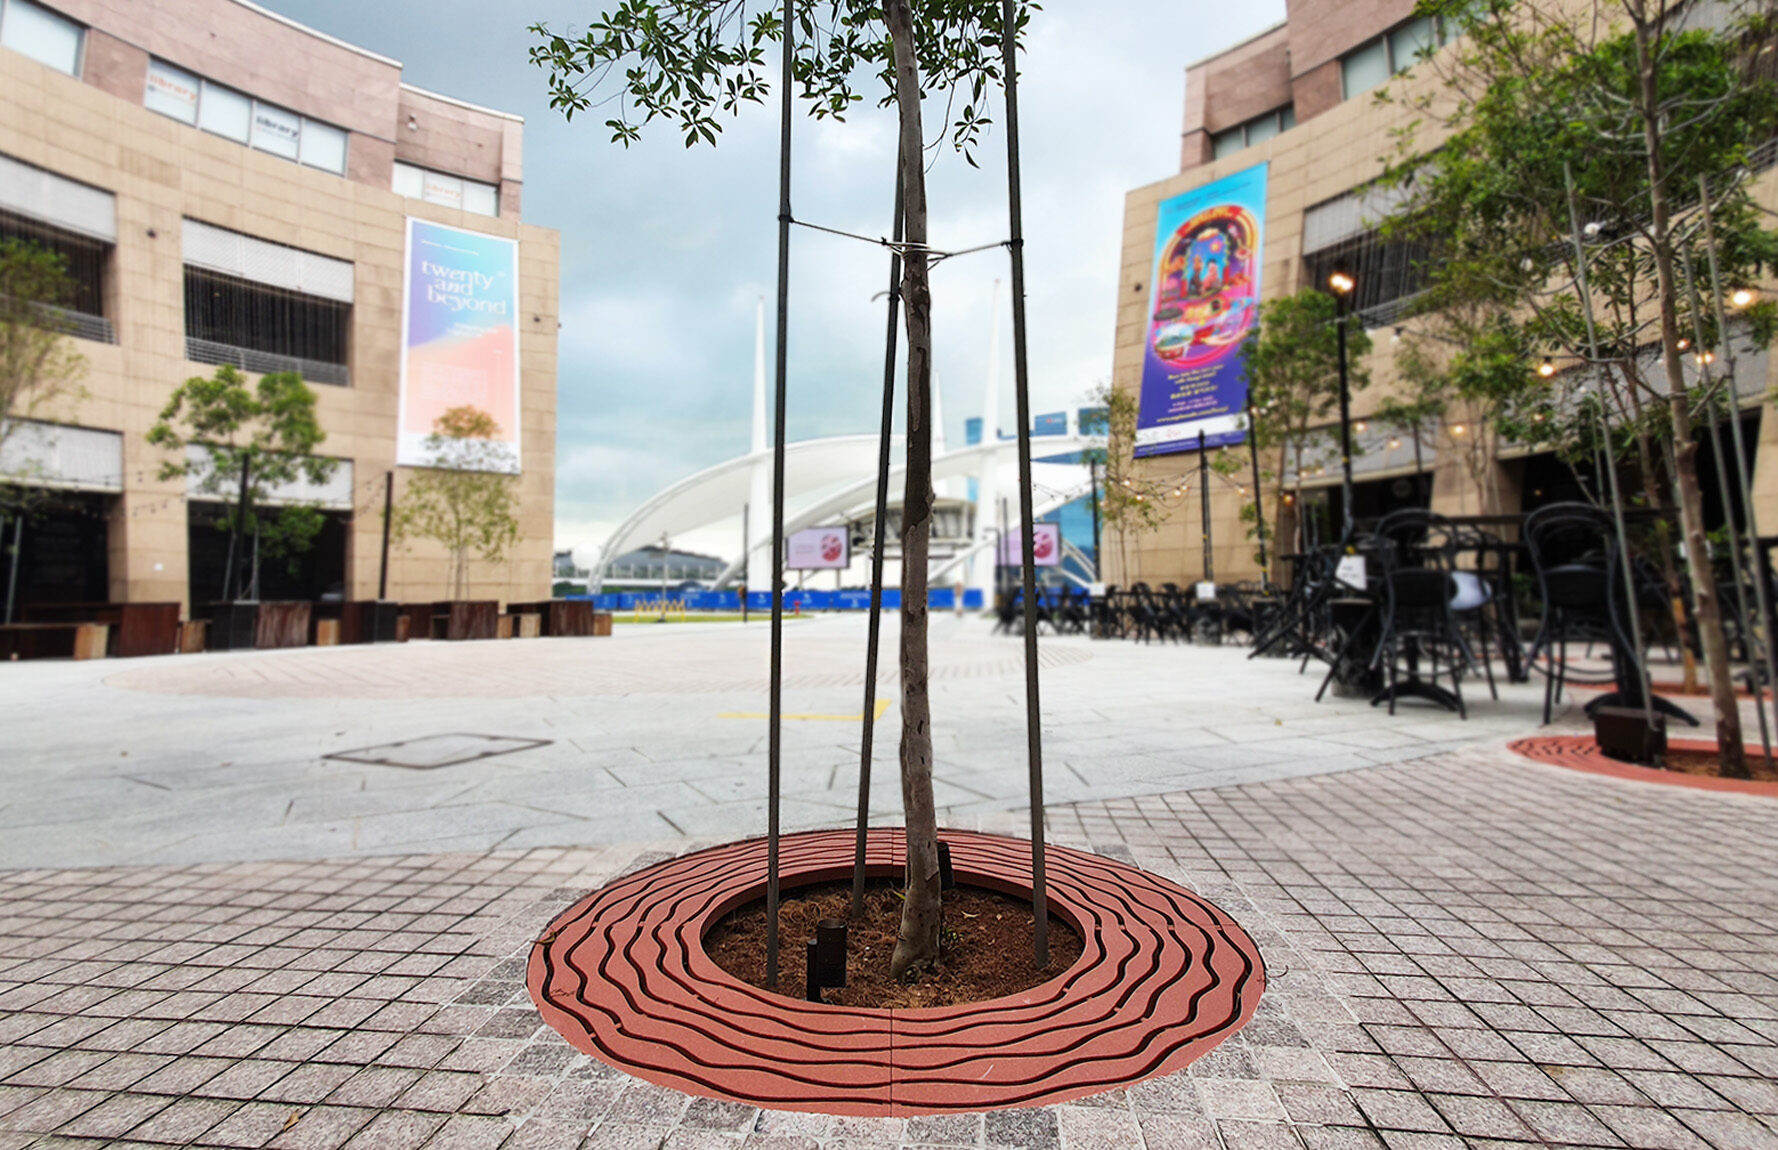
263;1;1286;554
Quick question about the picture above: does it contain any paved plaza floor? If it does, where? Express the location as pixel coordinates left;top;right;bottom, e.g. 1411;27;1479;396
1;616;1775;1148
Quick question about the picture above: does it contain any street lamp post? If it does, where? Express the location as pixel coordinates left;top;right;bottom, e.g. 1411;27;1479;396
1327;270;1357;540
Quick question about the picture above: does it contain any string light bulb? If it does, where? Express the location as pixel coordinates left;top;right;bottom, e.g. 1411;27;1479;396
1732;287;1757;309
1355;420;1368;433
1538;357;1556;379
1327;270;1356;296
1677;337;1691;351
1388;437;1402;450
1451;424;1467;436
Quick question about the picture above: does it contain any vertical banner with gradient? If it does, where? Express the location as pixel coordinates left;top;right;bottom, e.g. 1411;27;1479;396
1135;162;1267;458
398;218;521;472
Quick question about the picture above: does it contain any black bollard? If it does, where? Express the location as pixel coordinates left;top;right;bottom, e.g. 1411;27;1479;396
937;840;955;891
805;939;822;1003
815;919;848;990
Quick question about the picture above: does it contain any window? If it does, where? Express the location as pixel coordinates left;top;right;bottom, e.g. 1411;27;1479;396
199;84;251;144
1389;17;1439;71
184;269;349;379
1340;39;1390;100
1342;15;1450;101
0;0;81;76
0;208;108;323
181;220;354;385
142;59;349;175
1304;229;1432;326
1209;105;1296;160
391;162;500;217
299;121;347;175
144;60;199;125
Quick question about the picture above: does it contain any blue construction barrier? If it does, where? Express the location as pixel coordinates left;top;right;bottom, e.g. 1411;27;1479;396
567;589;988;612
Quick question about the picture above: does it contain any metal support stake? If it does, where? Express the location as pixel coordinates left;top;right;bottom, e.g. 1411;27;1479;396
853;150;905;916
1565;162;1653;727
378;470;393;601
3;513;20;625
1701;175;1778;751
765;0;796;990
1199;429;1213;584
1680;245;1771;761
222;454;251;603
1335;307;1355;542
1246;403;1268;587
1000;0;1048;969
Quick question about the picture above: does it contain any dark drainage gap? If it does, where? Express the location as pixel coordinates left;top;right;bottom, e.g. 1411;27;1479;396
325;733;553;770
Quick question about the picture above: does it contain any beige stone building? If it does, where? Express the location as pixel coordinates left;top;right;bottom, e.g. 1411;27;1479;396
1110;0;1774;588
0;0;558;615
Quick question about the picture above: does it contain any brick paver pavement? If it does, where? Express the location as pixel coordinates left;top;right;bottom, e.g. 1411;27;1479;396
2;743;1775;1148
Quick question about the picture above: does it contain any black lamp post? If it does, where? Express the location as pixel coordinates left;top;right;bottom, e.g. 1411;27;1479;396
1327;269;1357;540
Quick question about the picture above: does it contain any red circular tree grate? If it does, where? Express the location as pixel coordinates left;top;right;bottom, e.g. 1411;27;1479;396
1509;736;1778;797
528;829;1266;1116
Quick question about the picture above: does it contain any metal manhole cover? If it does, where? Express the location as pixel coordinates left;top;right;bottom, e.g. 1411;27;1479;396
325;733;552;769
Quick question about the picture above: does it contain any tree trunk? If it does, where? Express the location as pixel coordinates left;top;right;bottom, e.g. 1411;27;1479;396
1636;417;1697;692
884;0;942;980
1632;12;1748;777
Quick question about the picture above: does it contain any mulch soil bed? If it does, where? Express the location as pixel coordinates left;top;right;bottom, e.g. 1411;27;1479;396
1661;747;1778;781
705;880;1083;1009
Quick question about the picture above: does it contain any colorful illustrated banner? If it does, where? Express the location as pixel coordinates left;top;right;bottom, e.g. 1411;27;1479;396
1135;162;1267;458
998;522;1062;569
398;218;521;473
787;526;850;571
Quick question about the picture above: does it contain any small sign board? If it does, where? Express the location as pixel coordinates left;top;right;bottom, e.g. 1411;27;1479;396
998;523;1062;568
1195;581;1217;602
1335;554;1368;591
787;526;850;571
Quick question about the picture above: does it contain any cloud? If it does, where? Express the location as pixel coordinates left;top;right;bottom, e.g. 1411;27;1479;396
258;0;1288;549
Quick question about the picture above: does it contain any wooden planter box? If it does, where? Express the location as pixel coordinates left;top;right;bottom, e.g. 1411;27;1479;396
256;602;311;649
0;622;108;660
22;602;179;658
339;601;400;644
208;603;258;651
179;620;208;653
400;603;434;640
439;600;497;640
509;599;595;637
592;612;613;637
404;601;498;641
208;602;312;651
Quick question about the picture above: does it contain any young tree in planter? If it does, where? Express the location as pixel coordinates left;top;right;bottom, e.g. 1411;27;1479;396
1085;379;1169;584
1242;288;1371;558
393;406;521;600
1383;0;1778;776
531;0;1034;979
0;239;89;512
147;365;335;601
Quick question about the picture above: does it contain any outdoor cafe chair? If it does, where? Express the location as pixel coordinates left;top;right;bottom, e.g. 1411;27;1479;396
1370;509;1472;718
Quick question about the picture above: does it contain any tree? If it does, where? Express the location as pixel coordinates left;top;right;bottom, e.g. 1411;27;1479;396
393;406;521;600
147;365;336;601
0;239;88;511
1384;0;1778;776
531;0;1033;978
1242;288;1371;557
1085;379;1168;583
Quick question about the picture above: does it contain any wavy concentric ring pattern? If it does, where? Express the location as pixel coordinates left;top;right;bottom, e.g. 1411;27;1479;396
528;829;1266;1116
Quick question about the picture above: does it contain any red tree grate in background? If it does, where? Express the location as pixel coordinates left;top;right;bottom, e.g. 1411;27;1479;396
528;828;1266;1116
1509;736;1778;798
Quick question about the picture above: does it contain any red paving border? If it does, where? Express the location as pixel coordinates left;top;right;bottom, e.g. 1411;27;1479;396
527;828;1266;1116
1509;736;1778;797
